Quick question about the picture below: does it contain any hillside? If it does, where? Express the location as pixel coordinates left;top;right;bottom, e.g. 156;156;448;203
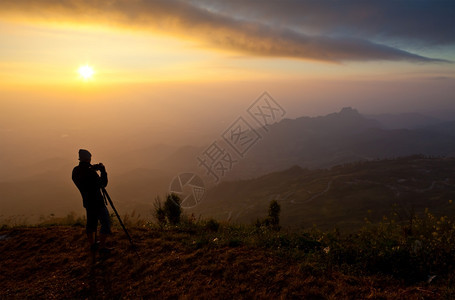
192;156;455;230
365;113;442;129
0;225;452;299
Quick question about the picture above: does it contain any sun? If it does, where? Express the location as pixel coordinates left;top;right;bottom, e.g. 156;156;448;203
78;64;95;80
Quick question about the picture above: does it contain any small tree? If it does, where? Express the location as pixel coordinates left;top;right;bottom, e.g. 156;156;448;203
255;200;282;231
164;193;182;225
267;200;281;230
153;196;166;228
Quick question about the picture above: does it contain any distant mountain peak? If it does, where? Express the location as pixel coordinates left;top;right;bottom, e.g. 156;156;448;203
338;107;361;117
340;107;358;114
322;107;363;121
321;107;369;125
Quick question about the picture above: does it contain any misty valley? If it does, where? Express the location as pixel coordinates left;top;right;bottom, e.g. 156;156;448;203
2;107;454;230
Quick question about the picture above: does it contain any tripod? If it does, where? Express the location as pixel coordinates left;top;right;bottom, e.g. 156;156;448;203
101;187;140;259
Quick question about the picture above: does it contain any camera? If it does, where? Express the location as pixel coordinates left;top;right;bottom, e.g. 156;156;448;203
92;163;105;171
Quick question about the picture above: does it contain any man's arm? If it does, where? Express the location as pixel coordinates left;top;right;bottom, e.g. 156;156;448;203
72;167;80;188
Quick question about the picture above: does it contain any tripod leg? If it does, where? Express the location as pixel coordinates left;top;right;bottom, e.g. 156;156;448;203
101;188;141;259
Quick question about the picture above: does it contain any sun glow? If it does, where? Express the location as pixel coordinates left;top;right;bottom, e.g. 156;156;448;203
78;64;95;80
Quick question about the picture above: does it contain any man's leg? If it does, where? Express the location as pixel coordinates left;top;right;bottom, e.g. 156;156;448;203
87;231;95;246
86;209;98;251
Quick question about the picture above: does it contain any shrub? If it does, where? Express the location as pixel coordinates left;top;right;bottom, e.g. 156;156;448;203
204;218;220;232
268;200;281;230
164;194;182;225
319;206;455;281
255;200;281;231
153;196;166;228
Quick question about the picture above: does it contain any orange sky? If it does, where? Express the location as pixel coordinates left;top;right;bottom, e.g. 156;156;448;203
0;0;453;87
0;1;454;131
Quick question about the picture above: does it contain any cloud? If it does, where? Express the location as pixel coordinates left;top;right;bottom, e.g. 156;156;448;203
194;0;455;46
0;0;451;63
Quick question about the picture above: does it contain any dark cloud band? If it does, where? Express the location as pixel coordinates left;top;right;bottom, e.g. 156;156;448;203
0;0;451;63
195;0;455;46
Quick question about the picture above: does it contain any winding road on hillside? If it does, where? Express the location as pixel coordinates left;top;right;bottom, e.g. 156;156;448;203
290;179;333;204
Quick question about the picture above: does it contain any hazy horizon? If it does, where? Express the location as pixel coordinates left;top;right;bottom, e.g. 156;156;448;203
1;80;454;185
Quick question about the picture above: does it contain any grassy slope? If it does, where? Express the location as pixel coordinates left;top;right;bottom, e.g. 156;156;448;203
0;225;452;299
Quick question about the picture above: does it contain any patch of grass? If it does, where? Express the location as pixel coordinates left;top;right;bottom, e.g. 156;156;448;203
141;202;455;284
3;198;455;287
0;215;30;228
36;212;85;227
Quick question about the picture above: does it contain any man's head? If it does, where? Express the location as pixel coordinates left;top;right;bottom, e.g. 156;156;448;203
78;149;92;163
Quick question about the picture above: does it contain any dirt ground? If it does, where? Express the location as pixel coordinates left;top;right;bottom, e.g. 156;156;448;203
0;226;445;299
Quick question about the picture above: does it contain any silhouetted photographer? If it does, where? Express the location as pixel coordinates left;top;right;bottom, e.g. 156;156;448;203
72;149;111;255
